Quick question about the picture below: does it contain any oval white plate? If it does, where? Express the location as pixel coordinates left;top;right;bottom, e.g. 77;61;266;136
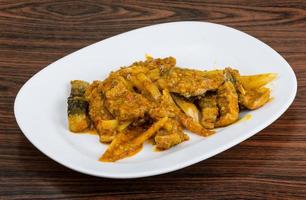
14;21;297;178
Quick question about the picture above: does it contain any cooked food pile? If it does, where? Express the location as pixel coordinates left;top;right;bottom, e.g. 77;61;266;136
67;56;276;162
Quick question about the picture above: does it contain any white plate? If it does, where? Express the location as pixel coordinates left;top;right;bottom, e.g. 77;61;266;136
14;21;297;178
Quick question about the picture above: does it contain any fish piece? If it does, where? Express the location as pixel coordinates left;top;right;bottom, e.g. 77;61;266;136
85;81;113;122
215;81;239;127
117;56;176;78
198;93;218;129
85;81;115;143
224;68;246;95
157;68;224;97
70;80;90;97
67;80;90;132
155;130;189;150
133;56;176;72
67;97;90;132
104;76;151;121
155;119;189;150
146;68;161;81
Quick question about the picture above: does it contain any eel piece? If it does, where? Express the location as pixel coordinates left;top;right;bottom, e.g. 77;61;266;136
84;81;115;143
103;76;151;121
215;81;239;127
198;93;219;129
157;67;224;97
67;80;90;132
155;119;189;150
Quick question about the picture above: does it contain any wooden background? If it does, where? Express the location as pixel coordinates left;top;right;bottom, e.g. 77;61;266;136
0;0;305;199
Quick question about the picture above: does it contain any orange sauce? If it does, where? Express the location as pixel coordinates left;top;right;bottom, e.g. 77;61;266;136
153;147;164;152
268;97;274;103
72;129;98;135
84;129;98;135
147;138;155;145
237;114;252;124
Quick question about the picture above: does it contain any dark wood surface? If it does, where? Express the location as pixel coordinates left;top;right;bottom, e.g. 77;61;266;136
0;1;305;199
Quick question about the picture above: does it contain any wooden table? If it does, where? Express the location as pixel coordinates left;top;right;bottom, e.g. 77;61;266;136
1;1;305;199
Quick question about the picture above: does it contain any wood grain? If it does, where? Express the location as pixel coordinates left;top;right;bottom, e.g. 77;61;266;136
0;0;305;199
